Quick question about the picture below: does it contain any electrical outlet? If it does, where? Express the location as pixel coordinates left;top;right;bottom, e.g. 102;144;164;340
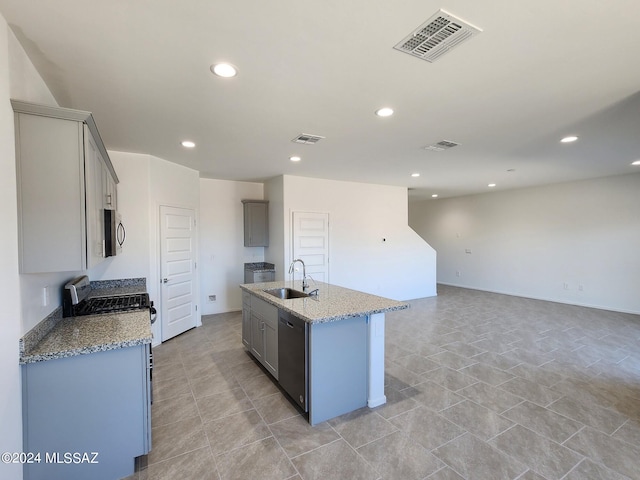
208;295;217;302
563;283;569;290
456;271;461;277
42;286;49;307
578;284;584;292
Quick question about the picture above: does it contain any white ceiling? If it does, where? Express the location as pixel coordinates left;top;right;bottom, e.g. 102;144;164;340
2;0;640;200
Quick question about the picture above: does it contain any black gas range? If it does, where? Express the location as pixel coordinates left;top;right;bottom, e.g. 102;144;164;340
63;275;155;322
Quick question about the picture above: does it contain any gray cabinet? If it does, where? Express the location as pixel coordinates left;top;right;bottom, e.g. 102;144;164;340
242;200;269;247
244;269;275;283
250;311;265;362
104;163;118;210
244;294;278;379
264;314;278;376
12;100;119;273
21;344;151;480
242;291;251;348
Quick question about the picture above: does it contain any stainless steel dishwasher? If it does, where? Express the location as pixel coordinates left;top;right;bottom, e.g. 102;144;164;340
278;310;308;412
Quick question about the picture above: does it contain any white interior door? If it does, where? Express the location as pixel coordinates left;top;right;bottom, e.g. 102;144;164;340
160;205;198;341
292;211;329;284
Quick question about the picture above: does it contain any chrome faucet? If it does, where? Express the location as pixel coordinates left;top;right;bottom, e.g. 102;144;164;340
288;258;308;291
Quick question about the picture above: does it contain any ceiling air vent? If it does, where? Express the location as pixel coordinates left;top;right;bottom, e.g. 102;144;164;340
394;9;482;63
424;140;460;152
292;133;325;145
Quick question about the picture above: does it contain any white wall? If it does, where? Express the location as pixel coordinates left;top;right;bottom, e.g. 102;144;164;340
148;155;201;340
265;175;285;280
98;151;151;281
199;178;264;314
0;18;23;480
8;27;56;106
409;174;640;314
8;23;75;335
270;175;436;301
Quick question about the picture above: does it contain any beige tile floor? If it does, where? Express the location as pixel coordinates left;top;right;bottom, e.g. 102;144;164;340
125;285;640;480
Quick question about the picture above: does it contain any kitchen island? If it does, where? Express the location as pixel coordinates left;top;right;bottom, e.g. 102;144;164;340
240;280;408;425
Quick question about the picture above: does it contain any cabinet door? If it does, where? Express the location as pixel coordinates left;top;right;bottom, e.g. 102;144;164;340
84;126;106;268
244;202;269;247
263;319;278;379
242;307;251;348
250;312;264;361
14;114;87;272
104;165;117;210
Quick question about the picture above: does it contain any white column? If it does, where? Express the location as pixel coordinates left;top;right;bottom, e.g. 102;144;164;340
367;312;386;407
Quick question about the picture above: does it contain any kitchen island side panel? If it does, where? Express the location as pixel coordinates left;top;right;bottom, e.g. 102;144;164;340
308;315;368;425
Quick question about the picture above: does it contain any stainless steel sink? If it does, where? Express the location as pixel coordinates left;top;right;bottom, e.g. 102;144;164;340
263;288;310;299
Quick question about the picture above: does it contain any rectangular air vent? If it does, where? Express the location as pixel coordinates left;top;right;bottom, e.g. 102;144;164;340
292;133;325;145
394;9;482;63
424;140;460;152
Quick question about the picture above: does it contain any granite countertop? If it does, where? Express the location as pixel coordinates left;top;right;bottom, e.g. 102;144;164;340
20;277;151;364
20;310;152;364
240;280;408;324
88;285;148;298
89;278;148;298
244;262;276;272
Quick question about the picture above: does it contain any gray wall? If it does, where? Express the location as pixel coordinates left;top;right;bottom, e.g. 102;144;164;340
409;173;640;314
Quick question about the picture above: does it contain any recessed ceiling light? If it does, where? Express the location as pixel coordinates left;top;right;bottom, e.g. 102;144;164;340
211;63;237;78
488;183;496;187
631;160;640;166
289;156;301;162
560;135;579;143
431;194;439;198
181;140;196;148
375;107;394;117
411;173;420;177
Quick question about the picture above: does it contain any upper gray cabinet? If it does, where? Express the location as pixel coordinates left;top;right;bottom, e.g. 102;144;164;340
242;200;269;247
12;100;119;273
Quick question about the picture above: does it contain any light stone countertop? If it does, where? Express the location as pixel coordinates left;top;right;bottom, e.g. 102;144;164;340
240;280;409;324
244;262;276;273
20;310;152;364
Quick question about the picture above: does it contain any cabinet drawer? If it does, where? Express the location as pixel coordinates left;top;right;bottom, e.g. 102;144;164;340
242;291;252;306
251;295;278;326
254;271;275;283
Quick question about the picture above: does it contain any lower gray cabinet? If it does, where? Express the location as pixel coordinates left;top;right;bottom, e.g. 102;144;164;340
263;315;278;377
21;345;151;480
244;269;275;283
250;311;265;362
243;294;278;379
242;291;251;348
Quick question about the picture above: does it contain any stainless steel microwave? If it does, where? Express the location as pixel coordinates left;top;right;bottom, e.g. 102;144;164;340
104;209;125;257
